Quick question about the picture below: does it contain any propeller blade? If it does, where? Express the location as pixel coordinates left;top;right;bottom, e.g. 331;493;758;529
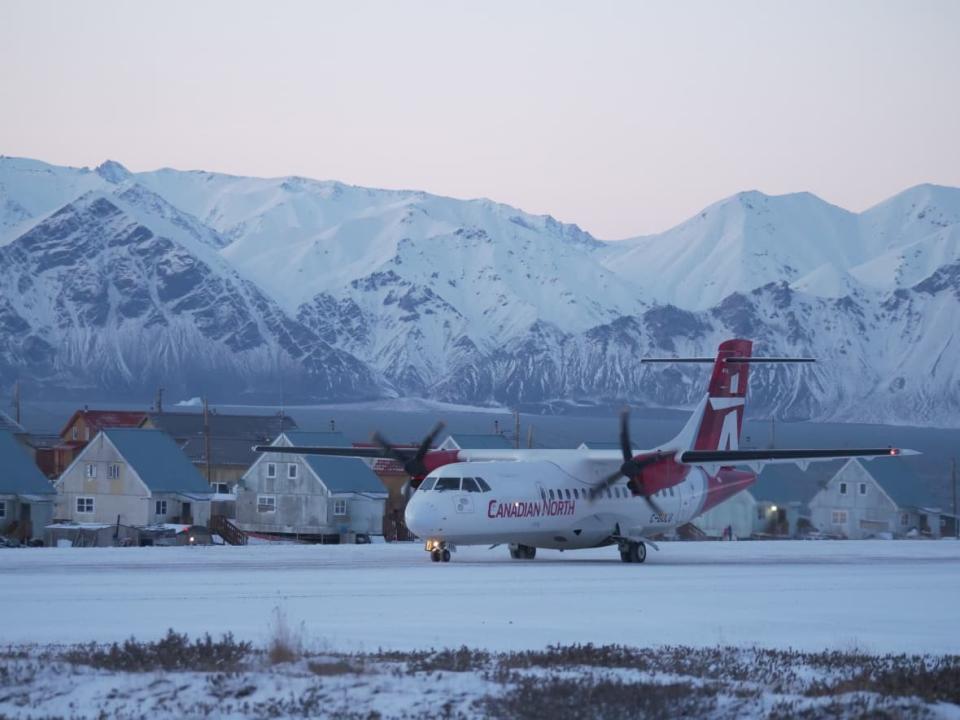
417;422;446;462
371;431;409;464
588;469;622;501
619;409;632;463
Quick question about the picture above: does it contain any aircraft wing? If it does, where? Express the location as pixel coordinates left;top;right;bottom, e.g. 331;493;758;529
678;447;919;472
252;445;395;459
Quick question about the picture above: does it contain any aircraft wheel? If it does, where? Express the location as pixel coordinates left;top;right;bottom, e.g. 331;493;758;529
441;548;451;562
431;549;441;562
620;542;646;563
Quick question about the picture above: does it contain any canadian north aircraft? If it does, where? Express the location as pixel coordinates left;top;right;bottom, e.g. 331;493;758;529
258;339;915;563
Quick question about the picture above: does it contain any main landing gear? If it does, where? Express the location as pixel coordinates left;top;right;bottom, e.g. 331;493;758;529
427;540;452;562
509;544;537;560
619;540;647;564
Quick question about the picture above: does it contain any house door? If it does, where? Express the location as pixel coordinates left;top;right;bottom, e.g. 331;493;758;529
20;503;31;522
181;502;192;523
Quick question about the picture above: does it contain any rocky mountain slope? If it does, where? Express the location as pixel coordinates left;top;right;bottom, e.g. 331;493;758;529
1;155;958;426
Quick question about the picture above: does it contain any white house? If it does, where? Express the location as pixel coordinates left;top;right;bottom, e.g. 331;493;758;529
54;429;213;531
236;431;387;542
809;458;937;539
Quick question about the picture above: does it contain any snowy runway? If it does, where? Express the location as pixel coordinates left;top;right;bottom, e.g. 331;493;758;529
2;540;958;654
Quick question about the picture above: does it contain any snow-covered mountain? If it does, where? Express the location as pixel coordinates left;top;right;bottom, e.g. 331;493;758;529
1;155;958;426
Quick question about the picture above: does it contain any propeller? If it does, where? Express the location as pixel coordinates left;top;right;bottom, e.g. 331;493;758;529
588;409;664;514
372;421;446;477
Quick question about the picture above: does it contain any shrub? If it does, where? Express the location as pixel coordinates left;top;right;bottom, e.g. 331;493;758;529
62;629;251;672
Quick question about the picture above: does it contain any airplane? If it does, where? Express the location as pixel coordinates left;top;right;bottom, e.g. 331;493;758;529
257;339;916;563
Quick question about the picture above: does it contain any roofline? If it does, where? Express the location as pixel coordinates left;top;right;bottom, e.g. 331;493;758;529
55;430;152;497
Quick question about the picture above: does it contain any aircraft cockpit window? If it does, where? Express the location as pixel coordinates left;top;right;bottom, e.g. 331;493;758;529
540;487;547;502
606;488;612;499
435;477;461;492
476;477;492;492
461;477;480;493
419;477;437;492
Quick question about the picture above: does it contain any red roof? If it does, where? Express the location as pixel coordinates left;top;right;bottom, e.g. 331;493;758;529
60;409;148;438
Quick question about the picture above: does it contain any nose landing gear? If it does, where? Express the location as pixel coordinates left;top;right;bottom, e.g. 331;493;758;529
426;540;452;562
619;540;647;563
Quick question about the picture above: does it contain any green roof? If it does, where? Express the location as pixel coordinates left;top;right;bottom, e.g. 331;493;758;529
303;455;386;494
0;430;53;496
104;429;211;494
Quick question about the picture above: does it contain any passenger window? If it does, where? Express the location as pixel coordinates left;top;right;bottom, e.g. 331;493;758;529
670;487;675;497
540;488;547;502
419;477;437;491
435;477;461;492
606;488;612;499
573;488;579;499
476;477;492;492
549;489;555;500
565;489;571;500
462;478;480;493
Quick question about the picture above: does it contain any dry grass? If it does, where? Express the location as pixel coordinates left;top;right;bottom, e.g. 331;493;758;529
266;607;304;665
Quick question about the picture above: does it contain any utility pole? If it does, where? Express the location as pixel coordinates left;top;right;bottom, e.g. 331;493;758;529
770;416;776;449
953;457;957;540
330;419;336;432
12;380;20;426
203;396;212;485
526;424;534;449
514;411;520;450
155;387;164;414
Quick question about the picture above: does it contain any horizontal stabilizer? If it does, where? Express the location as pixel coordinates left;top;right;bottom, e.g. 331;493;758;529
642;357;816;364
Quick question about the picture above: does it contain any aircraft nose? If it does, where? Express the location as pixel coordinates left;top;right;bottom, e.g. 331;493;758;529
405;498;443;537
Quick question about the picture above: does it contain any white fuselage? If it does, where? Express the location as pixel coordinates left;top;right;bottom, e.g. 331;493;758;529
404;453;711;549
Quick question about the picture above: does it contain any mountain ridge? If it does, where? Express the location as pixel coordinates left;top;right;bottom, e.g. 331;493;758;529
1;156;958;426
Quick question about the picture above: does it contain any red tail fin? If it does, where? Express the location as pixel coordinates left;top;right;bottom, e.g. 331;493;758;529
694;339;752;450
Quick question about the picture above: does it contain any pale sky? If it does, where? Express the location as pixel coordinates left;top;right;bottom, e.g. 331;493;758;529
2;0;958;238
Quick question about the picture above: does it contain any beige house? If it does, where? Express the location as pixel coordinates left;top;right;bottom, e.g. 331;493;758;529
55;429;212;529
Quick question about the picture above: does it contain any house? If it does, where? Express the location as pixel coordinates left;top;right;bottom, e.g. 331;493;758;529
236;431;387;542
141;411;297;491
50;409;148;477
0;430;55;544
440;434;514;451
352;441;421;541
809;458;938;539
53;429;213;537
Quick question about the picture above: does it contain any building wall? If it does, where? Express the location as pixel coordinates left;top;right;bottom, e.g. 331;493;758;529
236;454;333;534
56;435;151;526
696;490;756;538
0;496;53;542
236;452;386;537
809;461;899;539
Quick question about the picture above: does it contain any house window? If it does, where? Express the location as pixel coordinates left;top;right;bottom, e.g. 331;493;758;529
214;482;230;494
258;495;276;513
0;501;5;519
858;483;867;496
85;463;97;479
334;499;348;516
832;510;848;524
901;512;910;526
155;500;167;516
108;464;120;479
71;427;79;441
839;482;847;495
76;497;94;514
266;463;276;478
287;463;298;479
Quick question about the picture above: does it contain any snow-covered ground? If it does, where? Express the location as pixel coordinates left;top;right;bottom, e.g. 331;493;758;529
2;540;958;654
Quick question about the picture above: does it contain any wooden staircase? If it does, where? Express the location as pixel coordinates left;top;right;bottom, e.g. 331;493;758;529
210;515;248;546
